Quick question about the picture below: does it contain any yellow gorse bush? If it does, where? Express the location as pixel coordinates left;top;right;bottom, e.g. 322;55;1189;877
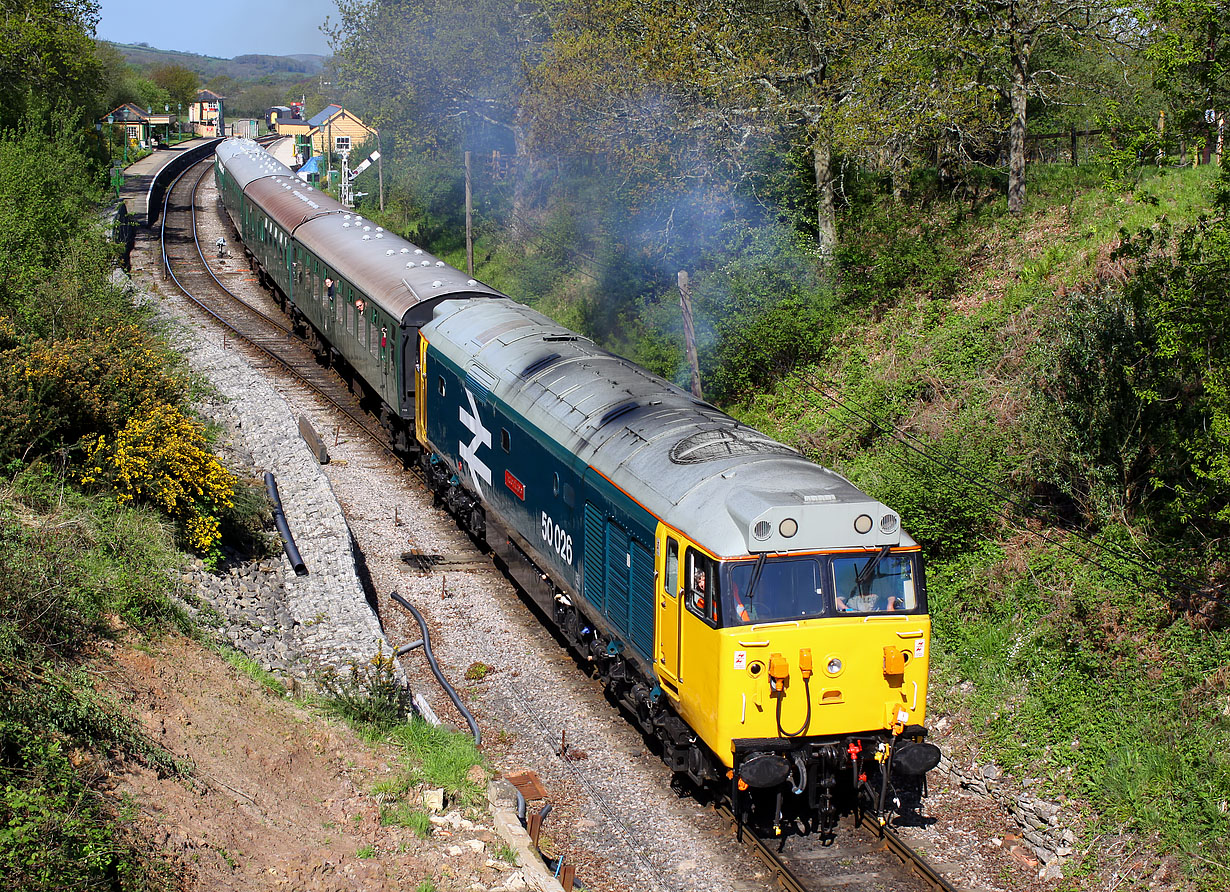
81;403;237;553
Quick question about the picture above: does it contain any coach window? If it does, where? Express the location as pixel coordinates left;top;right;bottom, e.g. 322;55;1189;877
685;548;719;626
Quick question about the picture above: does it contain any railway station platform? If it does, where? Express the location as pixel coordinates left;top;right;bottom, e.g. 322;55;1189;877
117;137;221;227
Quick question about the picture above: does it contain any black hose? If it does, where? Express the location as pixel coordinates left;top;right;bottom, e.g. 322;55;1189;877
776;676;812;738
263;471;308;576
390;590;482;747
514;786;527;824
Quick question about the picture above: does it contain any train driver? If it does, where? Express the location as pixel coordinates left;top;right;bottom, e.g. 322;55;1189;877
835;590;902;613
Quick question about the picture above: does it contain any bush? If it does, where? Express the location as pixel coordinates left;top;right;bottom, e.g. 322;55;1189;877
320;646;412;733
80;403;237;555
841;415;1010;558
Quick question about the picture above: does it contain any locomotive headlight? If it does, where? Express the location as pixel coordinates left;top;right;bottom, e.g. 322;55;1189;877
753;520;772;541
826;657;843;676
881;513;899;534
854;513;873;534
779;518;798;538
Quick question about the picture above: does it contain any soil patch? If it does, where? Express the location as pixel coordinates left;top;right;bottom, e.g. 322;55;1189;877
97;633;507;891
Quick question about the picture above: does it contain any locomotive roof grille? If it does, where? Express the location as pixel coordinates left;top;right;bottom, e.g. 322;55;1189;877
669;428;798;465
599;402;639;427
520;353;562;378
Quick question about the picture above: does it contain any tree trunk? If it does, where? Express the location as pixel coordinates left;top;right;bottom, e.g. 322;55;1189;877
813;136;837;257
509;122;533;243
1007;42;1030;217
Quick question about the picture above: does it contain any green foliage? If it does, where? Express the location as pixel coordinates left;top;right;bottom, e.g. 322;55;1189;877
0;112;107;312
319;647;412;732
379;802;433;837
1029;162;1230;570
843;415;1009;558
221;648;287;697
387;718;486;808
835;196;966;306
0;0;105;132
0;471;188;892
927;538;1230;877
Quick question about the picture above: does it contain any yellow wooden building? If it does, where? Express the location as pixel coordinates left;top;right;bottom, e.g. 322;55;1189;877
277;105;376;155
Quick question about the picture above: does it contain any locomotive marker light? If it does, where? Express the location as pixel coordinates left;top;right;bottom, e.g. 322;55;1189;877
854;513;874;534
779;517;798;538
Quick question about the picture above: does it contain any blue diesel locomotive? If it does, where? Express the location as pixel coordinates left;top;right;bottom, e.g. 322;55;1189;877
215;138;941;836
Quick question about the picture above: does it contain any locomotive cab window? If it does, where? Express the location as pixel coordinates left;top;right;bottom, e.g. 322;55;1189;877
722;556;825;625
501;429;510;453
685;549;718;626
437;376;446;396
664;538;678;598
831;550;919;614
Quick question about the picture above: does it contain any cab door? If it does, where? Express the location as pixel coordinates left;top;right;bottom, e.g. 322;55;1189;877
656;531;682;689
415;334;428;443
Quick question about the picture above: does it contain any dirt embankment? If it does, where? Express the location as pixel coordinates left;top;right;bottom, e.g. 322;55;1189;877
100;633;516;892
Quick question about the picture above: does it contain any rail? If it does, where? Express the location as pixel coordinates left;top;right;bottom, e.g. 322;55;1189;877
717;803;959;892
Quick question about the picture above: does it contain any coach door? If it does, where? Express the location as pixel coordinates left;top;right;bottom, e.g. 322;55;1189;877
656;532;682;689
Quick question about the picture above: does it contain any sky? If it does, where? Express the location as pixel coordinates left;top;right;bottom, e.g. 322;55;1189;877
96;0;337;59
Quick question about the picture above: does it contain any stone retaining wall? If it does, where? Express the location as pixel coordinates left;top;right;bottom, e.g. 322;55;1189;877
936;752;1076;880
117;270;391;680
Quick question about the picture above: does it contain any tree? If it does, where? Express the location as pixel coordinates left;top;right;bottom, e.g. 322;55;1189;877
1145;0;1230;156
0;0;104;130
328;0;549;160
529;0;996;254
150;63;199;109
957;0;1129;215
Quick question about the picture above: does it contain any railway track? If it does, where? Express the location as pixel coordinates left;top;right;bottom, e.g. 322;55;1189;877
724;805;959;892
163;148;966;892
159;156;393;454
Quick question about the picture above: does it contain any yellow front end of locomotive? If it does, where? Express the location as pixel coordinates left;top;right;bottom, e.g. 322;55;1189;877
713;616;930;756
655;528;931;769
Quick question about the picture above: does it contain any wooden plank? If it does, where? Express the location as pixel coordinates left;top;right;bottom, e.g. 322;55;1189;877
505;770;547;801
298;414;330;464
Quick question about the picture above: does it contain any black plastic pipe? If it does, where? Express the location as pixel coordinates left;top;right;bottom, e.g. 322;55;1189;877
390;590;482;747
263;471;308;576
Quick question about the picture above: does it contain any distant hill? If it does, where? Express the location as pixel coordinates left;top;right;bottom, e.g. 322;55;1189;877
105;41;327;82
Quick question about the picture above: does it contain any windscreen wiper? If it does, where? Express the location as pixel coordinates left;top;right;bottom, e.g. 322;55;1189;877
745;553;767;603
855;544;892;592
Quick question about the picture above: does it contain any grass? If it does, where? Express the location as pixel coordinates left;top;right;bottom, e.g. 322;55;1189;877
380;802;434;837
320;655;488;814
220;646;288;697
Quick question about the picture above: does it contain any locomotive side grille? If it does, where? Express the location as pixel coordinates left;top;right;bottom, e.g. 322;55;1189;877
629;540;654;658
583;502;606;614
605;522;630;637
